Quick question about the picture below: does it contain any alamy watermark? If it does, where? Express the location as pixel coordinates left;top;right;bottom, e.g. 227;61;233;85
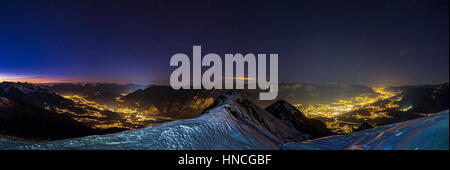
170;45;278;100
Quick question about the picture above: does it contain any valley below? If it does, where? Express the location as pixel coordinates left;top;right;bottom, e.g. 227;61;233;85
0;81;448;149
45;82;450;134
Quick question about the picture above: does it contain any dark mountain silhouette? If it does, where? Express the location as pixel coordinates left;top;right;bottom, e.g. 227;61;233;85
0;96;96;140
119;84;376;119
0;82;128;140
2;81;447;141
1;92;446;150
396;82;449;113
265;100;333;139
46;83;147;107
0;82;74;108
0;91;336;149
335;82;449;129
199;92;333;142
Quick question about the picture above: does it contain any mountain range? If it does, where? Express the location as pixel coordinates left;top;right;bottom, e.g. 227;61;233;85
0;91;447;150
1;81;448;143
0;82;130;140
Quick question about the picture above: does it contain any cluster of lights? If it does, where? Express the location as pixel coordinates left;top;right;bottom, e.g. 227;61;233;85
59;94;167;129
59;94;214;130
59;88;404;133
295;87;402;133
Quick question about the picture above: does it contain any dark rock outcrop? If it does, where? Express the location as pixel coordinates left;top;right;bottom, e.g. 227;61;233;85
210;92;333;142
264;100;333;139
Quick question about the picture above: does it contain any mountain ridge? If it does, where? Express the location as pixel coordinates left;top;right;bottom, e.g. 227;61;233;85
0;91;332;149
0;91;448;150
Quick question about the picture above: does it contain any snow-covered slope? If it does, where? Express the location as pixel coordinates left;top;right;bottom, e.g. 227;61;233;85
0;92;282;150
282;110;449;150
0;92;448;150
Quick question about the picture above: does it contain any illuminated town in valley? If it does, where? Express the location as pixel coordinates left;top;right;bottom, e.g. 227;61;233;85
55;93;214;130
49;86;406;134
50;94;169;129
295;87;403;133
0;0;447;152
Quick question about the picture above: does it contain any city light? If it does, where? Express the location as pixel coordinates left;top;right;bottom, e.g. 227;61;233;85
294;87;402;133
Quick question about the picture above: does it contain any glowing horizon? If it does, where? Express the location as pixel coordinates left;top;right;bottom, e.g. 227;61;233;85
0;73;141;84
0;73;76;84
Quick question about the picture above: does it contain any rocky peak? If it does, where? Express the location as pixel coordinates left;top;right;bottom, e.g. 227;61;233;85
264;100;308;120
201;91;333;142
264;99;333;139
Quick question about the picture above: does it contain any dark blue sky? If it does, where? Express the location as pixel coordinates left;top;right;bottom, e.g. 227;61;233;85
0;0;448;86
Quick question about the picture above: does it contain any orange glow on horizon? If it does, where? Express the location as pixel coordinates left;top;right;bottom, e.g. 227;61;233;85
0;73;132;84
0;74;76;84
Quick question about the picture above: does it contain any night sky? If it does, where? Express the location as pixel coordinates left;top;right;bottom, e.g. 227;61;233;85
0;0;448;86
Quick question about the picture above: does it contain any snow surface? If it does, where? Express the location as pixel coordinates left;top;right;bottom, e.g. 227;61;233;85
282;110;449;150
0;94;448;150
0;98;281;150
